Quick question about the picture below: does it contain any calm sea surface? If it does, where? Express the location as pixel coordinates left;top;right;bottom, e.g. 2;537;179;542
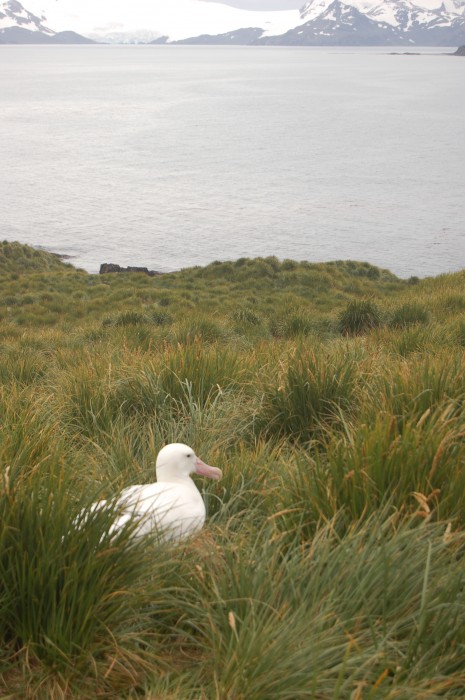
1;45;464;277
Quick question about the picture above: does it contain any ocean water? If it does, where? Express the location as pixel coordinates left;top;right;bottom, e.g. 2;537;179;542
1;44;464;278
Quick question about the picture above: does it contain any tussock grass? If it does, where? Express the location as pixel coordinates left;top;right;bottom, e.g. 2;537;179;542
1;243;465;697
311;404;465;523
0;241;72;274
389;301;430;328
338;298;383;336
0;463;189;699
368;350;465;422
253;343;364;444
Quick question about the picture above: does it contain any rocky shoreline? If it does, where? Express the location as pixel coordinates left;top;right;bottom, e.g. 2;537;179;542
99;262;162;277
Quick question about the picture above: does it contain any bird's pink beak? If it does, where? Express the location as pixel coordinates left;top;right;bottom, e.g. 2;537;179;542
195;457;222;481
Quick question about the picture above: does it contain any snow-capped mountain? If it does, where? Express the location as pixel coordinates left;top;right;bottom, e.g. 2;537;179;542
0;0;93;42
301;0;465;24
263;2;408;44
1;0;464;45
290;0;465;43
0;0;51;33
1;0;302;44
261;0;465;44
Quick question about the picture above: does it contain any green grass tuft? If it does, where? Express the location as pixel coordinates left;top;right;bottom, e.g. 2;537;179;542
338;299;383;336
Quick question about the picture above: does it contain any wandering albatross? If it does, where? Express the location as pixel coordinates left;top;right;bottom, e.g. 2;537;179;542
86;443;222;542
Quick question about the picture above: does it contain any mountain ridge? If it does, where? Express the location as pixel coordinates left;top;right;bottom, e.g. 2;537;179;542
1;0;464;45
258;0;465;45
0;0;94;42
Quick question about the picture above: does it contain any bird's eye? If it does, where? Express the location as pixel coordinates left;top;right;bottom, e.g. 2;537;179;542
186;453;192;458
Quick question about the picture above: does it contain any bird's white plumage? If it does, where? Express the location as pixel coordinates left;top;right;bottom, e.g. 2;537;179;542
88;443;222;542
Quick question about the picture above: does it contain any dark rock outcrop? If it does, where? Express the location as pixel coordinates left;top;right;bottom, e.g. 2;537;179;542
99;263;161;276
454;45;465;55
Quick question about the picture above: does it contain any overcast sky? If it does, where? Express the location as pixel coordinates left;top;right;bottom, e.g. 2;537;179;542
201;0;304;9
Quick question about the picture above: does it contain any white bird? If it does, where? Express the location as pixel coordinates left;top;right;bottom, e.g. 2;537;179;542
86;443;222;543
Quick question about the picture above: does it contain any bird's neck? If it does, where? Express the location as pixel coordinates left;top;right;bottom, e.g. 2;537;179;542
156;471;194;485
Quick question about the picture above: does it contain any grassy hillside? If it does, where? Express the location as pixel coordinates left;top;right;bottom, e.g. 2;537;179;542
1;242;465;698
0;240;73;274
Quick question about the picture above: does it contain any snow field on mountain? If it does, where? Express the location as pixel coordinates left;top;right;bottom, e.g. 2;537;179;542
21;0;303;40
